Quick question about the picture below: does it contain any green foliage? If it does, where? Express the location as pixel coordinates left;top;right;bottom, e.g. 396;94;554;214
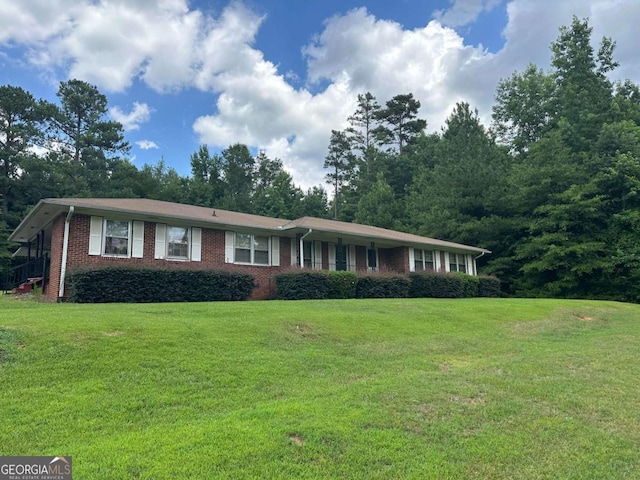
492;64;555;153
276;269;495;301
325;270;358;299
478;276;502;297
355;272;410;298
0;85;46;222
275;270;329;300
188;145;224;207
324;129;357;219
220;143;255;212
455;272;480;298
354;173;400;229
67;267;255;303
408;271;465;298
375;93;427;154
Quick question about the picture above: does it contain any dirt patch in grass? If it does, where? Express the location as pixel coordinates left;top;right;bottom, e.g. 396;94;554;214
102;331;125;337
450;393;486;406
288;434;305;446
506;308;616;336
287;323;321;340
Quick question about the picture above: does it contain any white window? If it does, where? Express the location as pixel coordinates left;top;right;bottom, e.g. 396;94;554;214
235;233;270;265
154;224;201;261
225;232;279;266
167;226;189;259
89;216;144;258
104;219;130;256
414;249;435;271
449;253;467;273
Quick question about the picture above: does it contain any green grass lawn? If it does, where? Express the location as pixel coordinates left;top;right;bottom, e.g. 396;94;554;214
0;296;639;479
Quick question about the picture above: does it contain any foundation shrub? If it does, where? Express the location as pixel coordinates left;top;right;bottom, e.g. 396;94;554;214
274;270;329;300
67;267;255;303
356;272;410;299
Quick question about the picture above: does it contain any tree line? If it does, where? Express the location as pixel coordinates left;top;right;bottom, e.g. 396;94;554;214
2;17;640;302
322;16;640;302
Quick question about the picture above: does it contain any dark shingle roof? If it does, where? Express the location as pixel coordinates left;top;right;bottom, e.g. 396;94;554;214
10;198;490;254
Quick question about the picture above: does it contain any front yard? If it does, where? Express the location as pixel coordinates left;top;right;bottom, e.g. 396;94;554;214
1;297;638;478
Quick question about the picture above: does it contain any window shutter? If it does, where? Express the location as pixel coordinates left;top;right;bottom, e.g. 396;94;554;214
444;251;451;272
131;221;144;258
467;254;474;275
271;236;280;266
348;245;356;272
191;227;202;262
225;231;235;263
408;247;415;272
88;216;103;255
155;224;167;259
434;250;441;272
328;243;336;271
314;241;322;270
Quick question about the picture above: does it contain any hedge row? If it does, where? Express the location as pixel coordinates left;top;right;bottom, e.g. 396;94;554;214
275;270;501;300
67;267;255;303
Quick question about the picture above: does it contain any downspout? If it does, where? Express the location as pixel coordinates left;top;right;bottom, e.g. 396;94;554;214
299;229;313;268
58;206;74;300
473;251;485;276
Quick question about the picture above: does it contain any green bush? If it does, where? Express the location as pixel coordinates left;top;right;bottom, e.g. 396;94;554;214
408;271;466;298
355;273;410;299
326;271;358;299
478;276;502;297
275;270;329;300
456;273;479;297
67;267;255;303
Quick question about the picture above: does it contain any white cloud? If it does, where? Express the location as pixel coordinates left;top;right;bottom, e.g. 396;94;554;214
136;140;159;150
110;102;152;131
433;0;503;27
1;0;639;191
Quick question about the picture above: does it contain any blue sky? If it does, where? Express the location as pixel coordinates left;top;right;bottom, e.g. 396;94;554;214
1;0;639;190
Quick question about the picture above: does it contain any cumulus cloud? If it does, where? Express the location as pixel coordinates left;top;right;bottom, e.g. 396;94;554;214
136;140;159;150
1;0;639;190
110;102;152;131
303;8;491;132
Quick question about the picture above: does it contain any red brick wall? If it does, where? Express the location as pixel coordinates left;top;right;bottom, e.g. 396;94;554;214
45;215;66;302
54;214;294;301
378;247;408;273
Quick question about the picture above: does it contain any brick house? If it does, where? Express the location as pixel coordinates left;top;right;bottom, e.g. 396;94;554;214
8;198;490;301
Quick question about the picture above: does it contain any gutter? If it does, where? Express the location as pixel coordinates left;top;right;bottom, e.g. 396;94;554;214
473;251;486;276
58;206;74;300
299;229;313;268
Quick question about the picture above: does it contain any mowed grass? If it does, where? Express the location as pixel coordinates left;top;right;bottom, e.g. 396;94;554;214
0;297;639;479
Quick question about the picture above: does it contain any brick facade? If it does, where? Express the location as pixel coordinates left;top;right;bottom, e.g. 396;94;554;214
45;215;66;301
46;214;294;301
378;247;408;273
40;211;476;302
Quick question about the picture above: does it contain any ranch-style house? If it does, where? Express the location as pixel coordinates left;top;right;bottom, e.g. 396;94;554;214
8;198;490;301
